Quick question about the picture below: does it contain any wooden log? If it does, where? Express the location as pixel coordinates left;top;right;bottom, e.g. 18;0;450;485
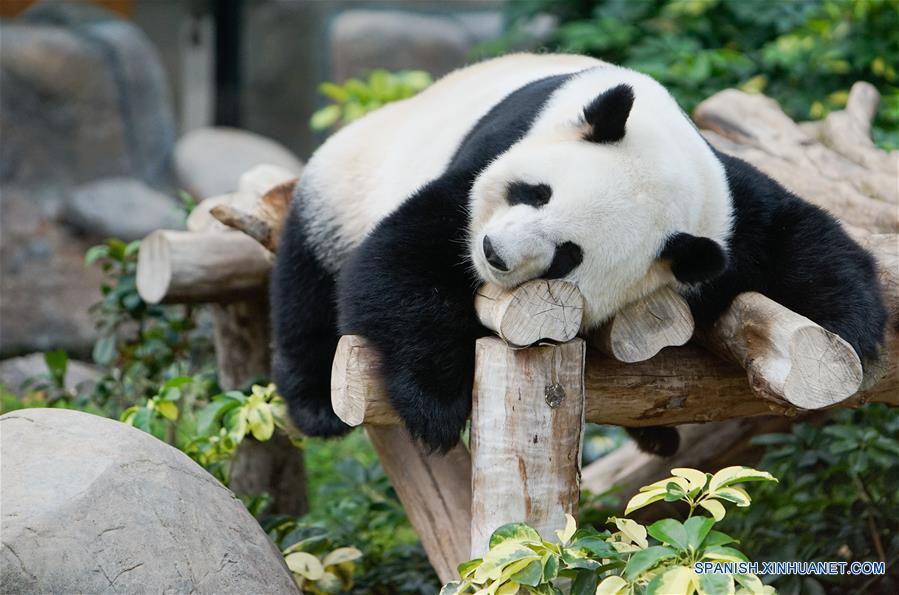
135;230;271;304
330;333;899;429
694;90;898;229
211;178;296;253
469;337;586;557
474;280;583;346
592;286;694;362
331;335;400;427
702;291;863;409
210;298;272;390
365;426;471;584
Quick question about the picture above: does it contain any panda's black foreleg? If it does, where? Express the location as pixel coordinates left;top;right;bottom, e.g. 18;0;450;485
270;206;350;438
336;176;484;453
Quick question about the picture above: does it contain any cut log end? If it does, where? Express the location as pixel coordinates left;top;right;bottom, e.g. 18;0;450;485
475;280;584;347
782;325;863;409
135;230;172;304
593;286;694;362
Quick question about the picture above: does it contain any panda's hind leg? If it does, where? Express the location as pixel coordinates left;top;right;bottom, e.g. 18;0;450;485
270;207;350;438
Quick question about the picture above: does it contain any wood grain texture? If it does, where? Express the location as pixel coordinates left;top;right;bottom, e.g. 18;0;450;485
135;230;271;304
329;333;898;429
469;337;585;557
366;425;471;584
474;280;583;347
592;286;694;362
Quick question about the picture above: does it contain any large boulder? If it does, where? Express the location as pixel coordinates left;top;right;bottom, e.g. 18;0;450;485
174;127;304;199
0;409;299;594
0;353;100;394
0;1;176;192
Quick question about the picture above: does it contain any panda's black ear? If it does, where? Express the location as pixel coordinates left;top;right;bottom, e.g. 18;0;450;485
583;84;634;143
660;232;727;284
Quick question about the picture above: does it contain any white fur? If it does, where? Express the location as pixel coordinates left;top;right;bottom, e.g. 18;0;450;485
468;65;732;328
298;54;733;329
299;53;601;272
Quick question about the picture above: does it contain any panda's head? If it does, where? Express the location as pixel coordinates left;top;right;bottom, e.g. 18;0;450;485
468;72;733;327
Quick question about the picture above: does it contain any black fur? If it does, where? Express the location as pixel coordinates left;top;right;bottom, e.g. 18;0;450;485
693;149;888;363
507;181;553;208
544;241;584;280
272;71;887;458
583;84;634;143
661;232;728;284
273;73;577;452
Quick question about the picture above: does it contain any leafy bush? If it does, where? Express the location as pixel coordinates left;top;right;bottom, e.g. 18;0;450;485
721;404;899;594
443;466;776;595
310;69;433;132
485;0;899;149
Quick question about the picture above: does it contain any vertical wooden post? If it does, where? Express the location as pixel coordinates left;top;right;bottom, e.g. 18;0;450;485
366;426;472;585
213;295;308;516
469;337;586;557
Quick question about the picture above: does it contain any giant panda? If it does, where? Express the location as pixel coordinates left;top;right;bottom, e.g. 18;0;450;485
271;53;888;455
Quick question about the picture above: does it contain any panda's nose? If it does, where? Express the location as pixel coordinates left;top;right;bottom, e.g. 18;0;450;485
482;236;509;272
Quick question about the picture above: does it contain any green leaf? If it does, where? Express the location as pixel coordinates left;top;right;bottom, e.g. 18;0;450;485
672;468;709;492
196;398;242;436
570;535;618;559
646;566;696;595
541;552;559;582
474;542;538;583
439;581;467;595
560;548;601;571
43;350;68;388
625;487;667;514
612;517;648;548
703;531;736;547
699;499;726;521
310;105;342;131
489;522;541;548
596;575;629;595
285;551;324;580
92;335;117;365
84;244;110;266
457;558;481;579
509;558;543;587
697;570;734;595
684;516;715;551
701;546;748;563
708;466;777;491
556;513;577;543
570;569;599;595
710;486;751;507
321;547;361;567
156;400;179;421
623;545;677;581
648;518;688;550
318;81;349;103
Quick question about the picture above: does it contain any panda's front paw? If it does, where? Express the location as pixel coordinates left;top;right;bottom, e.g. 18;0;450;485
385;370;472;453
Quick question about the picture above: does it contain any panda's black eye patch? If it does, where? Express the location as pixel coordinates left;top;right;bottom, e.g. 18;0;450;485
507;182;552;208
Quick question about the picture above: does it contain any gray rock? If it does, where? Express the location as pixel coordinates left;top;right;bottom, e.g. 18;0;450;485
0;353;101;394
0;408;299;594
329;9;503;82
64;177;184;241
174;127;304;199
0;2;175;191
0;189;101;358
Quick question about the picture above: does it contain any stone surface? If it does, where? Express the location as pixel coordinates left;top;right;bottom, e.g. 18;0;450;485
0;2;176;192
0;353;101;394
174;127;304;199
0;408;299;594
64;177;184;241
328;9;503;83
0;189;101;358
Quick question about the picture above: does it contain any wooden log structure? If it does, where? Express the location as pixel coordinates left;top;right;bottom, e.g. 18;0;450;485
136;82;898;583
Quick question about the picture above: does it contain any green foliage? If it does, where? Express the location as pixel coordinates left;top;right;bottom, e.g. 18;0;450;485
485;0;899;148
721;404;899;594
84;238;214;415
444;466;776;595
310;69;433;132
282;540;363;594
